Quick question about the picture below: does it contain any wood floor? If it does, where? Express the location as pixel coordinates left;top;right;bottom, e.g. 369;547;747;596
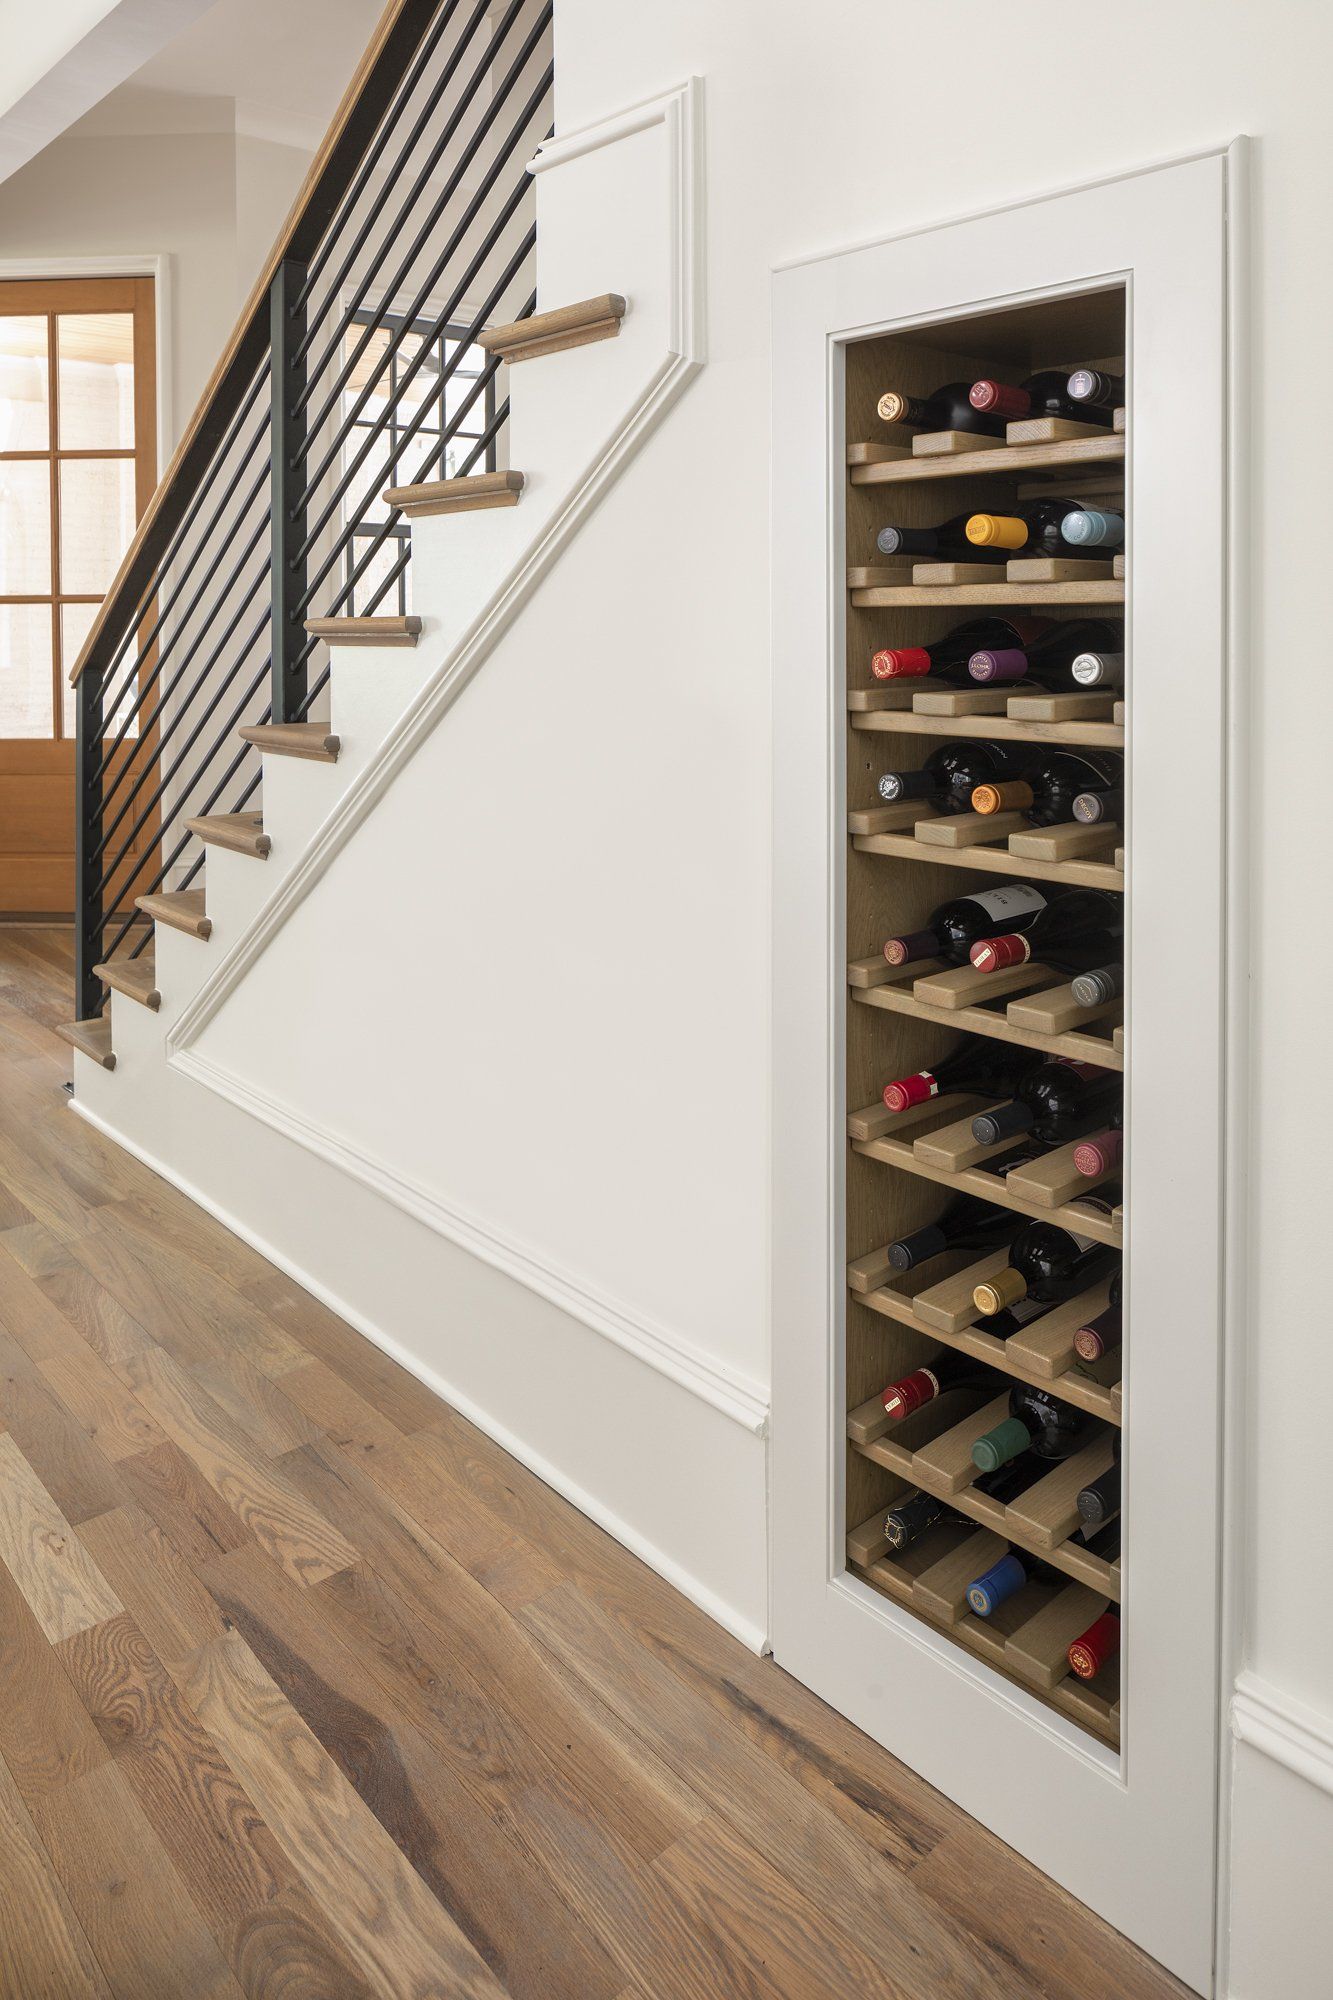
0;923;1191;2000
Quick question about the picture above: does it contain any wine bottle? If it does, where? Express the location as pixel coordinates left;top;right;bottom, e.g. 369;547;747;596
1067;367;1125;413
973;1216;1119;1316
966;619;1124;691
883;1193;1016;1273
965;498;1112;559
1073;781;1124;824
882;1455;1046;1552
880;1349;994;1419
1068;643;1124;689
965;1547;1067;1617
965;887;1123;976
871;617;1048;683
881;1038;1043;1113
877;512;1011;564
971;751;1124;824
970;1059;1122;1149
1072;1516;1122;1561
882;882;1052;968
1068;1610;1120;1679
1061;506;1125;550
1074;1116;1123;1179
1074;1269;1123;1362
969;371;1116;429
1077;1437;1122;1528
971;1383;1102;1471
878;741;1031;808
877;382;1007;438
1070;962;1124;1008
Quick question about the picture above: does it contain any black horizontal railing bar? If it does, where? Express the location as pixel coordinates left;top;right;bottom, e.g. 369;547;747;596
91;597;270;884
92;436;272;784
292;0;470;317
297;542;415;715
69;0;443;695
294;5;551;435
96;366;271;701
292;0;492;336
294;184;533;552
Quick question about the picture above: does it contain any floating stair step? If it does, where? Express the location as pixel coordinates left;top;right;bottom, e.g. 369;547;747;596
478;292;626;364
94;947;160;1011
303;616;421;647
56;1016;115;1070
186;811;271;858
238;723;340;762
383;470;525;518
135;889;211;940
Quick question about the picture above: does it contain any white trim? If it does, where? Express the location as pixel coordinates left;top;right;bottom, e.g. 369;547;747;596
1231;1675;1333;1800
168;1044;769;1435
0;251;174;461
67;1092;768;1656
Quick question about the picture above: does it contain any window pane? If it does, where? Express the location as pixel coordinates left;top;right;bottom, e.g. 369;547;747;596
0;316;50;451
0;604;53;738
59;457;135;593
0;459;52;592
59;602;121;739
347;532;410;617
343;323;393;419
58;313;135;450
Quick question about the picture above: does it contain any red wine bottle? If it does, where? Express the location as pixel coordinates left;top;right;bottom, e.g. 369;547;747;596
880;1349;994;1419
971;1383;1102;1470
971;752;1124;825
1074;1269;1123;1361
1068;1610;1120;1679
884;1193;1015;1273
1067;367;1125;413
881;1038;1042;1114
878;741;1030;808
1074;1116;1123;1179
966;1546;1068;1616
1061;506;1124;550
871;616;1048;683
970;1059;1121;1149
1077;1436;1122;1527
1070;961;1124;1008
883;882;1052;968
967;620;1124;691
1073;780;1124;824
965;887;1123;976
973;1215;1119;1316
1072;1516;1121;1561
970;371;1116;429
965;497;1111;559
877;512;1011;564
877;382;1007;438
883;1455;1046;1551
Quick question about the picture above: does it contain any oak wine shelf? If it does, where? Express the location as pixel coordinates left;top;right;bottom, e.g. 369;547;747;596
847;429;1125;487
852;828;1124;894
848;955;1123;1070
850;705;1125;750
851;581;1124;610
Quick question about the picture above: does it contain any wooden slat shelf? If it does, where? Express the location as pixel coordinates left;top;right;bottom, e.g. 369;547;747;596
849;960;1122;1069
850;1129;1122;1246
852;827;1124;894
848;431;1125;487
851;581;1124;610
850;706;1124;749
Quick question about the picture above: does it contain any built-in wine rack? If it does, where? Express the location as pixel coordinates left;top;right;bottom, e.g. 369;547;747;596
842;289;1127;1749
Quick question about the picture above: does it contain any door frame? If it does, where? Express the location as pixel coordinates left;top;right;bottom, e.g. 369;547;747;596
769;144;1247;1996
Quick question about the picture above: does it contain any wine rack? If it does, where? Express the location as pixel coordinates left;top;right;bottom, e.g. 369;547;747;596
841;287;1127;1747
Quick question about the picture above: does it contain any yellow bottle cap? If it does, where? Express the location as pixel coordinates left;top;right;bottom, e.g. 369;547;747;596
974;1267;1027;1315
877;391;907;423
966;513;1029;550
972;780;1033;815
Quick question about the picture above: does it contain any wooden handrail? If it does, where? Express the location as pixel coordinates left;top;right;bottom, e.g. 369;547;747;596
70;0;438;685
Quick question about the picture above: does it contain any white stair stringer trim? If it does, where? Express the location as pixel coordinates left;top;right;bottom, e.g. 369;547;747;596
149;81;745;1431
1231;1671;1333;1799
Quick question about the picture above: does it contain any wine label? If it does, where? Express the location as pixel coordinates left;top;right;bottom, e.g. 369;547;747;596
962;884;1047;923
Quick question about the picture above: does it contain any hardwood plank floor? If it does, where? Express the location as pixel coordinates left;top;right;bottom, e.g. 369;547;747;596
0;925;1192;2000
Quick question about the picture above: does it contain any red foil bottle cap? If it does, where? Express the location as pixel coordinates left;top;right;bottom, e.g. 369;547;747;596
1068;1612;1121;1680
883;930;935;966
872;647;932;680
883;1072;937;1113
881;1367;939;1419
969;379;1031;417
1074;1129;1123;1177
1073;1321;1107;1361
970;933;1031;973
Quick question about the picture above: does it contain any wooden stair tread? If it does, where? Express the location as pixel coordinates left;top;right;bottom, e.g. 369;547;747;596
94;947;160;1010
303;615;422;646
238;722;340;762
477;293;626;364
186;811;271;858
383;470;525;517
135;889;212;939
56;1017;116;1069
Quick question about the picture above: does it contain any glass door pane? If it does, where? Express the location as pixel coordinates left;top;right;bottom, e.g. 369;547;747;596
0;460;52;593
57;313;135;450
59;457;136;594
0;604;53;736
0;316;50;450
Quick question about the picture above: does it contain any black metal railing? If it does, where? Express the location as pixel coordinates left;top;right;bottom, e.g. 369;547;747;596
72;0;551;1015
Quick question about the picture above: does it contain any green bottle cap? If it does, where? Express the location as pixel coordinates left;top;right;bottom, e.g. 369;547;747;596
972;1416;1031;1472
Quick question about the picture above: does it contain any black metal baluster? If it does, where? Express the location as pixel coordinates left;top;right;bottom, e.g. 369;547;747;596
74;663;107;1019
270;259;309;723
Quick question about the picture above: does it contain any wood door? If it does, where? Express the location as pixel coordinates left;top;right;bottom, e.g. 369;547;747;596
0;277;156;916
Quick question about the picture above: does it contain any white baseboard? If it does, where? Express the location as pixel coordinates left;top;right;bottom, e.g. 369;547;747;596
1231;1671;1333;1797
